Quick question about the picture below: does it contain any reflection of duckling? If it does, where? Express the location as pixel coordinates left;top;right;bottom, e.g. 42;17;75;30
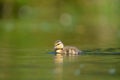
54;40;81;56
54;54;63;63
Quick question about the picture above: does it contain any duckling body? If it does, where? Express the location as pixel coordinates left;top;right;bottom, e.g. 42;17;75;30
54;40;81;56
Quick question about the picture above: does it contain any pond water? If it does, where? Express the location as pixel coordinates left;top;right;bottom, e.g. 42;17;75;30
0;48;120;80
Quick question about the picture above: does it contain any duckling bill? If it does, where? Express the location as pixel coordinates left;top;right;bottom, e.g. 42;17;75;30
54;40;81;56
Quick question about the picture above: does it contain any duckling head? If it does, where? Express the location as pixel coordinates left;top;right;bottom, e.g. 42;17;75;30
54;40;64;50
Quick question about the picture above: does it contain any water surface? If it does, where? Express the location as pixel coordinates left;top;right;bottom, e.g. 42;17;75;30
0;48;120;80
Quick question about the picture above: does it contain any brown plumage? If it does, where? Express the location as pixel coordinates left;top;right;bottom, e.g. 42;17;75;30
54;40;81;56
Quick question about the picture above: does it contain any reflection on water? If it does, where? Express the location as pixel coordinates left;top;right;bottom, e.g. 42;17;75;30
54;54;63;64
54;54;79;80
54;54;63;80
53;54;120;80
0;48;120;80
64;56;79;63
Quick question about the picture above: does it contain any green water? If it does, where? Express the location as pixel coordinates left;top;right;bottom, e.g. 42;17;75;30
0;48;120;80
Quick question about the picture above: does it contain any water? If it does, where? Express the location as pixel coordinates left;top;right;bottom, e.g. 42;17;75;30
0;48;120;80
61;55;120;80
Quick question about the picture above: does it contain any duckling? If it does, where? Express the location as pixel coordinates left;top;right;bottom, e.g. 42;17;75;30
54;40;81;56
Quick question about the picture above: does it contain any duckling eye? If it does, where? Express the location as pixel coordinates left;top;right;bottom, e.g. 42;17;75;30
56;43;60;46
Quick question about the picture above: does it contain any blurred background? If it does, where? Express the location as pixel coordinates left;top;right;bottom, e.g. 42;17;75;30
0;0;120;49
0;0;120;80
